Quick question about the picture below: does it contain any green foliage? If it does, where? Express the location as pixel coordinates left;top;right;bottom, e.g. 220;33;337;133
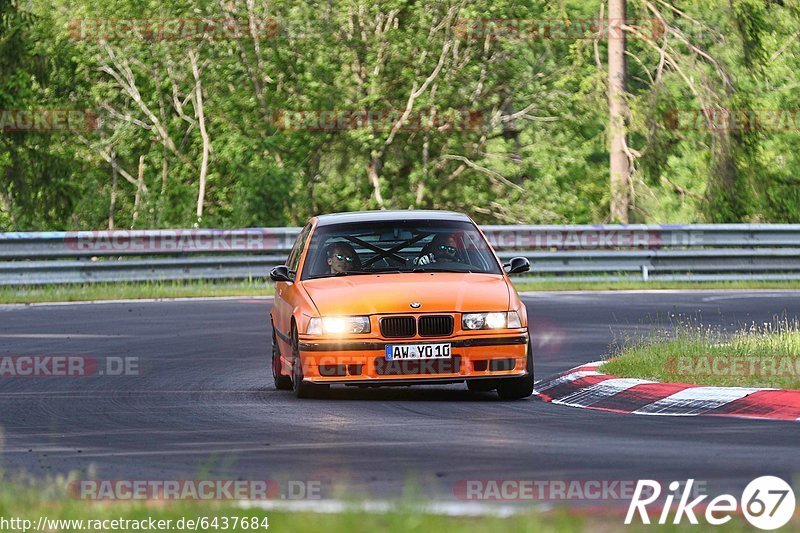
1;0;800;230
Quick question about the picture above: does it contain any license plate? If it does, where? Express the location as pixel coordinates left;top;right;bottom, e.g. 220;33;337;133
385;343;451;361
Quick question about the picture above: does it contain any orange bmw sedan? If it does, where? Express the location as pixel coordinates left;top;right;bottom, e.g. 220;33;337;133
269;210;533;399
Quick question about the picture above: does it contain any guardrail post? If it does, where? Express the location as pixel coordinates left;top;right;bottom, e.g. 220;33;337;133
641;265;649;282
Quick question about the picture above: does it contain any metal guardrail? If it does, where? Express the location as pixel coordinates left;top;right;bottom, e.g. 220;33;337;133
1;225;799;285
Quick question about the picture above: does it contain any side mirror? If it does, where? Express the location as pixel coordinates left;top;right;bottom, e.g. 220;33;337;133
270;265;294;282
504;256;530;274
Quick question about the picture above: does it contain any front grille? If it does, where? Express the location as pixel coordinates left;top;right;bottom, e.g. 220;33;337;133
318;364;348;377
380;316;416;338
418;315;454;337
472;360;489;371
489;358;516;371
374;355;462;375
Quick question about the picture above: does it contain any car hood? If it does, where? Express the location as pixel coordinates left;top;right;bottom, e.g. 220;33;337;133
301;272;511;316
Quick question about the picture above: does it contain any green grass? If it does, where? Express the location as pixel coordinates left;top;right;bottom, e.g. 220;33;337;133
0;503;583;533
0;477;794;532
0;475;594;532
0;280;275;304
1;278;800;305
603;318;800;389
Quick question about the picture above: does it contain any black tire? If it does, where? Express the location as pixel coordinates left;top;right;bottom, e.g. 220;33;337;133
271;320;292;390
496;339;535;400
467;379;497;392
291;326;329;399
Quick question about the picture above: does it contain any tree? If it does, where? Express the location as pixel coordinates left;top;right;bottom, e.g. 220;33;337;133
4;0;800;230
608;0;631;223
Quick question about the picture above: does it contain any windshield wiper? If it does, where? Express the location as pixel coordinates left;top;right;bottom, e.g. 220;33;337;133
331;270;375;277
412;267;475;274
333;268;410;276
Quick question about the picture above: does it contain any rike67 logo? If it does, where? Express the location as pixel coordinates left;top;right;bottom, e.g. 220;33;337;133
626;477;796;530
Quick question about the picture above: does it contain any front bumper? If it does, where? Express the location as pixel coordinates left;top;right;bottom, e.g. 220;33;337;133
296;332;529;384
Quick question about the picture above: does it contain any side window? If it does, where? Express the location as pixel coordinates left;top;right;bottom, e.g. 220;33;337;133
287;224;312;272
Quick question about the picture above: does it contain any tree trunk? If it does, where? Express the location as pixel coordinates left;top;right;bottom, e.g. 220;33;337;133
415;132;429;208
132;155;144;229
307;147;321;216
191;50;211;224
109;149;118;230
367;152;385;208
158;144;168;225
608;0;630;223
0;189;13;227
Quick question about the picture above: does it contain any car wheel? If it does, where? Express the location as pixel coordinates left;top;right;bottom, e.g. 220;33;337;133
496;339;535;400
467;379;497;392
271;319;293;390
291;326;329;399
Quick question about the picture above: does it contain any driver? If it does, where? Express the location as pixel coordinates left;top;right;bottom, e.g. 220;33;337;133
413;233;461;266
327;242;360;274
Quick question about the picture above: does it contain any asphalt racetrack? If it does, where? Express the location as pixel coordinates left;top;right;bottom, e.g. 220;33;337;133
1;291;798;503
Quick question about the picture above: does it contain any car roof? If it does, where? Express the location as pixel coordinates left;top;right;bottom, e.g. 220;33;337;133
313;210;473;227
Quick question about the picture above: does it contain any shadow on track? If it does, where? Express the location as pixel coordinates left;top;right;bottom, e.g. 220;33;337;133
250;384;546;402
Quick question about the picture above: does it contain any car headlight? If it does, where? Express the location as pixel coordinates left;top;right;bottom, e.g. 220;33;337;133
306;316;371;335
462;311;522;330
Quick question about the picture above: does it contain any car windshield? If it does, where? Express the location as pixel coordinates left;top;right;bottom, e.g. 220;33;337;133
301;219;502;280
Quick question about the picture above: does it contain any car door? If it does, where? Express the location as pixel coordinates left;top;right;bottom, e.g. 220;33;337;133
273;222;313;354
